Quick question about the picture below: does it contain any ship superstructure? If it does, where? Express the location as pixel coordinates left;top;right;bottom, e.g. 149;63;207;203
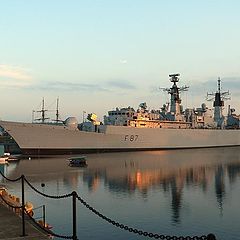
161;73;189;121
101;74;237;130
0;74;239;156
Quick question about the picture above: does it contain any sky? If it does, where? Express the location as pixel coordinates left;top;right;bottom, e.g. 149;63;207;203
0;0;240;122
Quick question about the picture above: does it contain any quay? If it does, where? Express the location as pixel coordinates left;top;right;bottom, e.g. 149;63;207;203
0;203;49;239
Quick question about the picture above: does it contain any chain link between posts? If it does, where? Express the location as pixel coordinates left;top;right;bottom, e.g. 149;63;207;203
0;171;22;182
24;176;73;199
76;195;215;240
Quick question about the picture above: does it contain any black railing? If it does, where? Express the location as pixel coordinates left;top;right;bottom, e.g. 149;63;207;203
0;171;217;240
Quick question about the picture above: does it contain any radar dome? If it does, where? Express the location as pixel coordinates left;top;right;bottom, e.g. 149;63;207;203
64;117;78;129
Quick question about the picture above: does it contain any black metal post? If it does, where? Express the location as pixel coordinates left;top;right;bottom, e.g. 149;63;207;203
21;175;26;237
43;205;46;228
72;191;77;240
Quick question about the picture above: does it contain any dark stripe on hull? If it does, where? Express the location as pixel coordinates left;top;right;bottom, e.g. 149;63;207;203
21;145;240;157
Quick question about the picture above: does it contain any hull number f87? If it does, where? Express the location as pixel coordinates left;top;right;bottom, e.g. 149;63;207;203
124;135;138;142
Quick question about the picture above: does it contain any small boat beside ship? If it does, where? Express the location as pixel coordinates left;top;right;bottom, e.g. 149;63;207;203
68;156;87;167
0;156;19;164
0;74;239;156
0;153;20;164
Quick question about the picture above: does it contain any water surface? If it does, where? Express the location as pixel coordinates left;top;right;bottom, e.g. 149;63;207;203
1;147;240;240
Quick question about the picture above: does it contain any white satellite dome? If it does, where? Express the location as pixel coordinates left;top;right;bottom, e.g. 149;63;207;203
64;117;78;129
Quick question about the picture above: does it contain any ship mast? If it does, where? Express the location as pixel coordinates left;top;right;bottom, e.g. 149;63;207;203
207;77;230;127
35;98;50;123
56;97;60;123
53;97;63;123
161;74;189;120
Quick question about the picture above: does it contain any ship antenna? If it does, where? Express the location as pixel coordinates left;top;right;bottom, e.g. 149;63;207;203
42;97;45;123
35;97;50;123
32;110;35;123
169;73;180;84
56;97;60;122
218;77;221;93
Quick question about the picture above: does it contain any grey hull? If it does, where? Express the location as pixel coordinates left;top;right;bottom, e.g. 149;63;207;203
0;121;239;156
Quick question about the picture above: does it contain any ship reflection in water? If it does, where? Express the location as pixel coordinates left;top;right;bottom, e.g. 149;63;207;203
2;147;240;240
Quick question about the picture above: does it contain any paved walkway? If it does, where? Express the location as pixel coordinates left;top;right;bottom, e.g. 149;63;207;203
0;203;49;240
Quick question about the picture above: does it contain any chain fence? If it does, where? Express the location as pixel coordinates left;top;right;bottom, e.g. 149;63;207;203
23;175;75;239
0;171;22;182
24;176;73;199
76;195;216;240
0;171;217;240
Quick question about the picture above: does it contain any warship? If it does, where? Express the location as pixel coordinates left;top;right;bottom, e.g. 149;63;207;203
0;74;239;156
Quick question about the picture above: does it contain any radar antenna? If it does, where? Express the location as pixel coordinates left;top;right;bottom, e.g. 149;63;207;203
159;74;189;117
206;77;230;105
160;74;189;94
206;77;230;126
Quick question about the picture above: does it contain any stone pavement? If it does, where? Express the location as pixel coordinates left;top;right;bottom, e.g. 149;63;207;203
0;203;49;240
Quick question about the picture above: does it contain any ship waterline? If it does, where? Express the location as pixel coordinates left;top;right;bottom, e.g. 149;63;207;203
0;121;239;156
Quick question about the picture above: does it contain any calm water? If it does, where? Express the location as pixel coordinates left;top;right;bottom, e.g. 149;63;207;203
1;147;240;240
